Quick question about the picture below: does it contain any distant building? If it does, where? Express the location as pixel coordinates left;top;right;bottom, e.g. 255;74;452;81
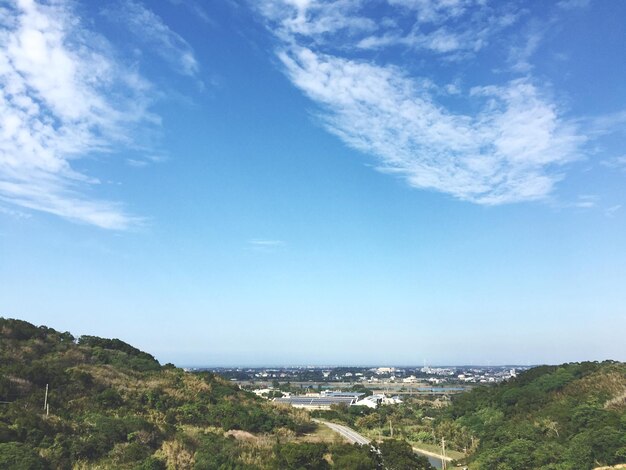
320;391;364;399
353;394;384;409
274;395;359;410
382;395;403;405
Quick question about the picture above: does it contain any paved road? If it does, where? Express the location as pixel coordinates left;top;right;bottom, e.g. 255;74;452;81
314;419;371;445
411;446;453;463
314;419;453;469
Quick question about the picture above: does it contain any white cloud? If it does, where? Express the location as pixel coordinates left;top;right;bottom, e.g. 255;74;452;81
259;0;585;204
279;46;582;203
604;204;621;218
247;239;286;252
573;194;598;208
259;0;377;45
355;1;519;56
0;203;31;219
0;0;155;229
601;155;626;173
260;0;518;57
388;0;476;24
166;0;214;26
357;27;474;54
508;30;543;73
557;0;591;10
103;0;199;77
248;239;285;247
587;111;626;138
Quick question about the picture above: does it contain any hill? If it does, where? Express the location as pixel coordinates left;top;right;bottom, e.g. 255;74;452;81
0;318;432;469
438;361;626;469
6;317;621;469
296;362;625;469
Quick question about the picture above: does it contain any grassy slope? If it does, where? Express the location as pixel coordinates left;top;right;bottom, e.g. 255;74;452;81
0;318;311;469
0;318;429;470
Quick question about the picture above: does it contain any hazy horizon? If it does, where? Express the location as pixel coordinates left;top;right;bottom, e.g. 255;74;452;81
1;0;625;365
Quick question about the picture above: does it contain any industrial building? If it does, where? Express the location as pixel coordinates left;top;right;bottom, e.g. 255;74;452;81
274;391;364;410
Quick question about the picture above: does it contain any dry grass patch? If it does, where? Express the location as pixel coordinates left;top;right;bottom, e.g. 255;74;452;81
225;429;259;442
293;423;344;444
157;439;195;470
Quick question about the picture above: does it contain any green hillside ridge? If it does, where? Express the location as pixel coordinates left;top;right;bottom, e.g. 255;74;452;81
305;363;625;469
2;316;624;470
0;318;433;470
439;361;626;469
294;361;626;470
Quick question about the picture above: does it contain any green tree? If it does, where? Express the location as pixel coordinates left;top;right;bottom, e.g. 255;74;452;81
0;442;47;470
194;433;239;469
274;442;329;470
378;439;434;470
331;444;378;470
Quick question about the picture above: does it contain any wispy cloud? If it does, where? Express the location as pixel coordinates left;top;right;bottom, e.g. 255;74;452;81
388;0;476;24
604;204;621;218
258;0;587;204
508;29;543;73
279;51;582;202
0;203;31;219
258;0;377;42
103;0;199;77
166;0;215;26
602;155;626;172
557;0;591;11
125;154;166;168
357;7;519;56
260;0;518;58
0;0;155;229
247;239;285;252
248;239;285;247
572;194;598;209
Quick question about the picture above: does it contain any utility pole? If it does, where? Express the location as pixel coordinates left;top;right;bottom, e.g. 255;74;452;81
43;384;48;411
389;419;393;438
441;437;447;470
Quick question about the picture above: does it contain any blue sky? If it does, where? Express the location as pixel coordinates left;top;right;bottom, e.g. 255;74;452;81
1;0;625;366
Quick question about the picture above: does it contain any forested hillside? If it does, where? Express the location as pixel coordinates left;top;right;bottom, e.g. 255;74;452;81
439;361;626;469
3;317;623;470
0;318;432;469
309;362;625;470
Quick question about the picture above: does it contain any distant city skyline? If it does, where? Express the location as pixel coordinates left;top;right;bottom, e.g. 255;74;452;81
1;0;625;365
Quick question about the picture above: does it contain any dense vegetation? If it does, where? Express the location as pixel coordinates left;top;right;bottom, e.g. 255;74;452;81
0;318;432;469
315;362;626;469
441;361;626;469
4;318;623;469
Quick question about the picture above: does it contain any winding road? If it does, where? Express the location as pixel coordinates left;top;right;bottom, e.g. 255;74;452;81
314;419;371;445
313;418;454;469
